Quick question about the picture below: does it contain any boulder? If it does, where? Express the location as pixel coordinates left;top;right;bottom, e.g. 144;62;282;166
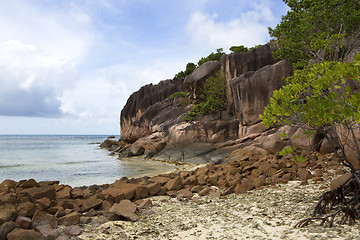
16;202;37;218
19;179;40;188
109;200;138;222
330;172;352;191
146;182;161;196
230;59;292;126
82;195;103;211
0;180;17;194
184;60;221;99
20;185;56;201
31;210;58;231
7;229;45;240
63;225;82;236
164;177;183;191
58;212;80;226
0;222;19;240
36;224;61;240
15;216;32;229
0;204;17;225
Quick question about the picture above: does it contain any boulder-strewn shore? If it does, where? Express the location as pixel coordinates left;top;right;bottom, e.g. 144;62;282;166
1;149;357;240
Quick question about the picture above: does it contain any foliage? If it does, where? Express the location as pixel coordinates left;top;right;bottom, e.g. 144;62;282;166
269;0;360;69
261;53;360;170
229;45;249;53
167;91;187;100
197;48;225;66
184;71;227;121
175;62;197;79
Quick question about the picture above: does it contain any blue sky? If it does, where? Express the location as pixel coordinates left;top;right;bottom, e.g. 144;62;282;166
0;0;288;135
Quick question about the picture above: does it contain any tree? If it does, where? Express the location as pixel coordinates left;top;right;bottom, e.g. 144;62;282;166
229;45;249;53
269;0;360;69
261;53;360;226
197;48;225;66
175;62;197;79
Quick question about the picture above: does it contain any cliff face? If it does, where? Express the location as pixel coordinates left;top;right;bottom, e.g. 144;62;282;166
115;43;293;163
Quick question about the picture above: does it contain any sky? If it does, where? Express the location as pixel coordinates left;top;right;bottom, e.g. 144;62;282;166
0;0;288;135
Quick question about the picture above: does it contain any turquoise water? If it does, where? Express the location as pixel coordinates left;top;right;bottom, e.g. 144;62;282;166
0;135;175;187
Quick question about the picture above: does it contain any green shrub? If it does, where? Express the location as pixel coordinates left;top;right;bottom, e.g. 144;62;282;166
175;62;197;79
197;48;225;66
168;92;187;100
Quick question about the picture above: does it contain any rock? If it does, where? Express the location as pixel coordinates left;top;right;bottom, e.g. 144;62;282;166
82;195;103;211
297;169;312;181
120;78;184;142
131;133;167;158
176;189;193;200
198;187;211;196
130;145;145;156
7;228;45;240
58;212;80;226
137;199;153;209
330;172;352;191
164;177;183;191
0;222;19;240
31;210;58;231
0;179;17;194
36;224;61;240
19;179;40;188
134;186;148;199
230;59;292;126
151;176;171;186
56;186;72;199
253;175;266;188
64;225;82;236
0;204;17;225
102;188;125;203
109;200;138;222
20;185;56;201
146;182;161;196
184;60;221;99
15;216;32;229
234;178;255;194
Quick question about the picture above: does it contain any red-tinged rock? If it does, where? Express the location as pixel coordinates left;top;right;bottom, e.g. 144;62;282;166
197;174;208;186
82;195;103;211
253;175;266;188
198;187;211;196
115;183;139;200
134;186;148;199
177;189;193;200
137;199;153;209
330;172;352;191
31;210;58;231
164;177;183;191
251;168;262;177
19;179;40;188
150;176;171;186
47;206;63;215
36;197;52;210
7;228;45;240
64;225;82;236
56;186;72;199
234;179;255;195
102;188;125;203
109;200;138;222
146;182;161;196
20;185;56;201
281;173;292;182
113;177;129;187
58;212;80;226
0;180;17;194
297;169;313;181
15;216;32;229
221;186;235;196
0;204;18;225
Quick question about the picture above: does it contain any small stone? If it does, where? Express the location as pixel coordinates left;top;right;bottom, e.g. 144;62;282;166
15;216;32;229
7;228;45;240
58;212;80;226
64;225;82;236
0;222;19;240
164;177;183;191
32;210;58;230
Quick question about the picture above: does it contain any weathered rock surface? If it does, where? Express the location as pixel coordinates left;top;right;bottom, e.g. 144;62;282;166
230;59;293;126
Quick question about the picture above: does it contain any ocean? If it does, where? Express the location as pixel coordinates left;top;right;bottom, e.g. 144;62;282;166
0;135;175;187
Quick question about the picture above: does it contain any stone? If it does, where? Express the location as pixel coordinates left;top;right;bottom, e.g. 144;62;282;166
0;179;17;194
20;185;56;200
253;175;266;188
7;229;45;240
64;225;82;236
0;222;19;240
297;169;313;181
330;172;352;191
82;195;103;211
176;189;193;200
146;182;161;196
150;176;171;185
36;224;61;240
164;177;183;191
102;188;125;203
134;186;148;199
56;186;72;199
36;197;52;210
234;179;255;195
0;204;17;225
109;200;138;222
31;210;58;231
58;212;80;226
198;187;211;196
137;199;153;210
15;216;32;229
19;179;40;188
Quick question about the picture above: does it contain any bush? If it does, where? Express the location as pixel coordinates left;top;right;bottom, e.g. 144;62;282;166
168;92;187;100
197;48;225;66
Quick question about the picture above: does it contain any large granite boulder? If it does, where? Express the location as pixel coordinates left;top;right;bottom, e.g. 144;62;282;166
221;42;279;113
230;59;293;126
120;78;184;139
184;60;221;99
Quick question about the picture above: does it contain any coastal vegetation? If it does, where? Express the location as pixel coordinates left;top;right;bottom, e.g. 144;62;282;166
262;0;360;227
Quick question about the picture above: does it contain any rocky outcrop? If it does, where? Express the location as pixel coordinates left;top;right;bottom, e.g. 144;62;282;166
120;78;185;141
184;60;221;99
230;59;293;126
221;42;279;113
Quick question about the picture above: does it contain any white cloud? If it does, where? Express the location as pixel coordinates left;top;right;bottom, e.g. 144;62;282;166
0;40;78;117
186;1;276;50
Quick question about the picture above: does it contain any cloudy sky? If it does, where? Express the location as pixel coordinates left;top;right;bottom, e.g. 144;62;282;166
0;0;288;135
